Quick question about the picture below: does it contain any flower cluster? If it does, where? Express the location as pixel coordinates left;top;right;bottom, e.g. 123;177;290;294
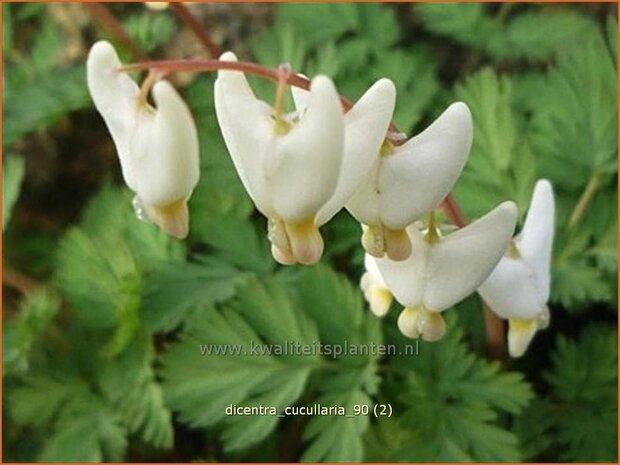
86;41;555;356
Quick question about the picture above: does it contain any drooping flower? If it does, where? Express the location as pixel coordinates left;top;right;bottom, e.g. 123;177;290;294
86;40;200;239
346;102;473;261
360;253;393;317
214;51;396;265
371;201;518;341
478;180;555;357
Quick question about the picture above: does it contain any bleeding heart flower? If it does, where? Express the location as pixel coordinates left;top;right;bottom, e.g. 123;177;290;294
214;51;395;265
371;201;517;341
478;180;555;357
86;40;200;239
347;102;473;261
360;253;393;317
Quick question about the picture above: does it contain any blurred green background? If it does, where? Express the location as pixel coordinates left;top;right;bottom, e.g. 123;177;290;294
3;2;618;462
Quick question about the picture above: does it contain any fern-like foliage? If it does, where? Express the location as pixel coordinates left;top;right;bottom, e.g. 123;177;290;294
2;154;26;230
367;320;532;462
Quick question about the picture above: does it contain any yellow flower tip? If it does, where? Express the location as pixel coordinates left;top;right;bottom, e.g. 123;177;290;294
147;198;189;239
370;288;393;317
398;306;446;341
380;137;395;156
274;118;293;136
271;244;296;266
507;318;538;358
507;239;522;259
384;227;412;261
268;218;291;251
419;311;446;342
397;307;421;339
284;219;324;266
361;224;386;258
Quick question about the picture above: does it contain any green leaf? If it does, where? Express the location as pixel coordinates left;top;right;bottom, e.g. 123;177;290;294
3;65;89;146
2;154;25;229
373;47;441;131
545;325;617;461
292;266;363;345
199;216;273;274
39;394;127;462
417;3;597;61
186;76;254;234
291;266;382;462
276;3;359;46
250;23;309;104
493;10;597;60
30;17;64;74
454;68;535;220
300;318;381;462
357;4;400;50
385;320;532;461
123;12;176;53
606;15;617;67
513;398;554;460
56;226;137;329
456;68;516;174
531;30;617;191
3;289;60;376
142;257;245;332
10;370;91;428
56;186;181;350
161;277;320;452
98;332;173;449
416;3;493;47
552;230;613;308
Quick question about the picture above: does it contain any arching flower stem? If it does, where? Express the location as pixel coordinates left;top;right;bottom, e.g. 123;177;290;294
274;64;293;132
138;69;163;107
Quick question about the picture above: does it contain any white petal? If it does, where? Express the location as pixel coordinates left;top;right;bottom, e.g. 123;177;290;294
478;256;546;320
423;201;518;311
86;41;139;127
376;102;473;229
375;227;428;308
214;51;275;216
397;307;421;338
516;179;555;301
364;252;388;288
316;79;396;225
86;41;141;189
265;76;344;222
135;81;200;206
344;158;382;225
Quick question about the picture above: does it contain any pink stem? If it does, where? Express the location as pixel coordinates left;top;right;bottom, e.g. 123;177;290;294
169;3;221;58
84;3;147;62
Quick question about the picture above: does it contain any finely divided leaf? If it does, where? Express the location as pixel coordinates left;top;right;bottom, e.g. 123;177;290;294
2;154;26;230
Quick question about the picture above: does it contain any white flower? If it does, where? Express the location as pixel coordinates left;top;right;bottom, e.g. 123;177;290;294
372;201;517;341
86;41;200;239
346;102;473;261
478;180;555;358
214;52;395;265
360;253;393;317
